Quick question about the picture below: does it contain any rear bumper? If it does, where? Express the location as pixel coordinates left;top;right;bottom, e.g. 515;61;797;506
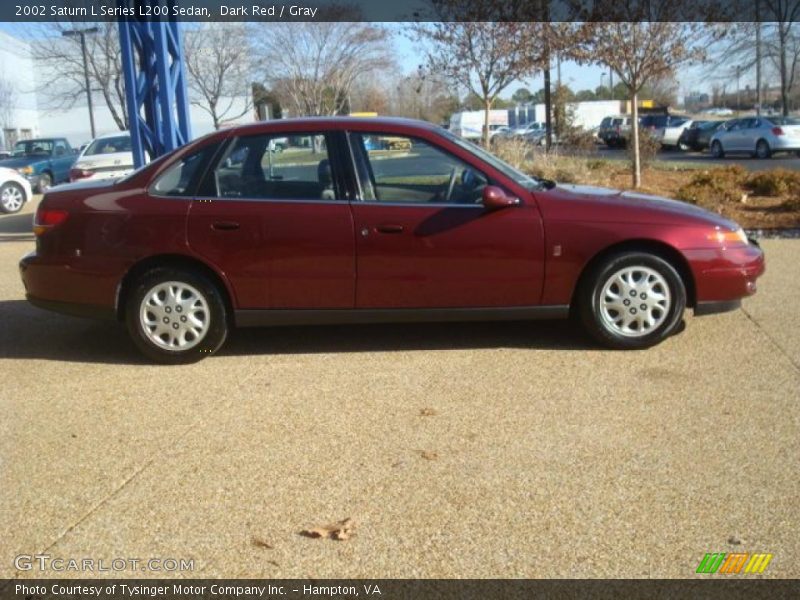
26;294;115;320
19;251;118;319
770;138;800;151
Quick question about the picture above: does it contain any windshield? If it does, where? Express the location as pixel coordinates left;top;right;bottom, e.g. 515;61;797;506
84;136;132;155
440;128;544;189
13;140;53;157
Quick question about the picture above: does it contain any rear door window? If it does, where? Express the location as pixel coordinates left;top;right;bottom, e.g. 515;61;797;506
210;133;343;201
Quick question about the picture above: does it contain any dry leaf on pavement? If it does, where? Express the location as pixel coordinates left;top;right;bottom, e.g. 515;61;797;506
301;517;356;541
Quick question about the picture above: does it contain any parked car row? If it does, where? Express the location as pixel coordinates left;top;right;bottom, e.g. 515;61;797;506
0;132;137;213
597;112;800;159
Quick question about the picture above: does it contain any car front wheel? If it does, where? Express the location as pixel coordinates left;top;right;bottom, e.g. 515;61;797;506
37;172;52;193
579;252;687;350
710;141;724;158
126;268;228;364
0;182;26;214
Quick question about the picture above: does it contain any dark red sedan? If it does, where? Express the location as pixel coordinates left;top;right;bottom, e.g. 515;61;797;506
20;118;765;363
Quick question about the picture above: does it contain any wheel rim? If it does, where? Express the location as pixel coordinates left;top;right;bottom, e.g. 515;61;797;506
139;281;210;351
40;176;51;191
712;142;721;157
1;185;23;211
599;266;672;338
757;142;768;158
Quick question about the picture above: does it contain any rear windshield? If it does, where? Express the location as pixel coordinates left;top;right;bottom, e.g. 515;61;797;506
85;136;132;155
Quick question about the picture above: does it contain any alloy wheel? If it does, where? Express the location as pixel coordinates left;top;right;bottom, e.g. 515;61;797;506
0;184;24;213
139;281;210;351
599;266;672;338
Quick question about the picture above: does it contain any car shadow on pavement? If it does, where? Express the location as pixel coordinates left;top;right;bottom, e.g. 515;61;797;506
222;319;592;356
0;300;141;364
0;300;595;364
0;212;35;242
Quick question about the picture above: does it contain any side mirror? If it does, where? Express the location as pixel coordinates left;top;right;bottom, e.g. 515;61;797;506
482;185;519;210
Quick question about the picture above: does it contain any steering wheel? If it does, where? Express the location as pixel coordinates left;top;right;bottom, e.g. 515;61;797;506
444;167;458;203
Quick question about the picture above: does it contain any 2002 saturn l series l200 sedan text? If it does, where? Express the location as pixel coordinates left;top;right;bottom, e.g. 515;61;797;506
19;117;765;364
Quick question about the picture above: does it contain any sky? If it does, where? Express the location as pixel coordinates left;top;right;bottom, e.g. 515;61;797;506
0;21;761;102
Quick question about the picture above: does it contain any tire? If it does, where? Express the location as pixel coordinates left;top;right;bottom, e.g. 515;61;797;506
710;141;725;158
0;182;26;214
755;139;771;159
125;268;228;364
37;172;52;193
678;141;690;151
578;252;687;350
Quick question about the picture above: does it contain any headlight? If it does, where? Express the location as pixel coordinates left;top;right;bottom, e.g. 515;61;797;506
17;166;33;175
707;227;748;245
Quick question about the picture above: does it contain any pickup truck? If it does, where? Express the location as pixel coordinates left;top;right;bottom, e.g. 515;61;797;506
0;138;76;192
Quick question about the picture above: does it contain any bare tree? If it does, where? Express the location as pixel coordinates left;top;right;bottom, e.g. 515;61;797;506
411;2;547;148
389;68;459;124
251;9;393;117
184;24;254;130
763;0;800;114
582;18;708;187
31;22;128;130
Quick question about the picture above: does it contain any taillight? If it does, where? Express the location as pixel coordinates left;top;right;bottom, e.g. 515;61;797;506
772;127;784;136
69;167;93;181
33;208;69;236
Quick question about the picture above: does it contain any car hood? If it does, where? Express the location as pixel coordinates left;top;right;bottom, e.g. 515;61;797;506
0;156;46;169
546;183;741;230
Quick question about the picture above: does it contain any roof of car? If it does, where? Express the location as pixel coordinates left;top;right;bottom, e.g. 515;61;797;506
222;116;444;134
93;131;131;139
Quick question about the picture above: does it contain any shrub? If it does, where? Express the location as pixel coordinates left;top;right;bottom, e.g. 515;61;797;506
491;137;534;171
675;166;748;209
627;130;662;168
746;169;800;197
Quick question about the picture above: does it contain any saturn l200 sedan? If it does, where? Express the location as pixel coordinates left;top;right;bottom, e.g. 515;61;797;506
19;117;765;363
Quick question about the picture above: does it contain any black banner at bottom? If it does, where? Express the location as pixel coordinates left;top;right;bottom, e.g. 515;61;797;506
2;579;800;600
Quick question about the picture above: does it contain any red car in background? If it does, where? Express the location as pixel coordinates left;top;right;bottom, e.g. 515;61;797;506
20;117;765;363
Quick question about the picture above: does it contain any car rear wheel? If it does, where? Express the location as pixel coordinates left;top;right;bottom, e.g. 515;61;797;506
125;268;228;364
755;139;771;159
578;252;686;350
710;141;725;158
0;182;25;214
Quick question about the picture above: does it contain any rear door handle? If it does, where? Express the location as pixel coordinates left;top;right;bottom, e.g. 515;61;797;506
212;221;240;231
376;224;404;234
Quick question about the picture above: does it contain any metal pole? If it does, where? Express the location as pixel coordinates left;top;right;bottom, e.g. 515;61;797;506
755;1;762;115
78;32;96;139
736;66;741;112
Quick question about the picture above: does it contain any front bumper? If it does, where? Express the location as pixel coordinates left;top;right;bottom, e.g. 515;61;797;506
684;243;765;315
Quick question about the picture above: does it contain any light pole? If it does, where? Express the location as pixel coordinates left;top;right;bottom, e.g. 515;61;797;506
600;73;607;98
735;65;742;113
62;27;99;139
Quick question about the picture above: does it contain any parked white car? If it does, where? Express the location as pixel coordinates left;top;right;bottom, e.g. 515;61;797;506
661;118;693;149
70;132;137;182
512;121;546;136
0;166;34;214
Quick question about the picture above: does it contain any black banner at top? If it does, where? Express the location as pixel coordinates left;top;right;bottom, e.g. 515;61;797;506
0;0;789;22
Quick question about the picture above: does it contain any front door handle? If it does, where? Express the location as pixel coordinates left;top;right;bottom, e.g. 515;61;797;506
376;224;404;234
212;221;240;231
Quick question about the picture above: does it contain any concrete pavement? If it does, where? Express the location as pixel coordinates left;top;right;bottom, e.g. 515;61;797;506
0;201;798;579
